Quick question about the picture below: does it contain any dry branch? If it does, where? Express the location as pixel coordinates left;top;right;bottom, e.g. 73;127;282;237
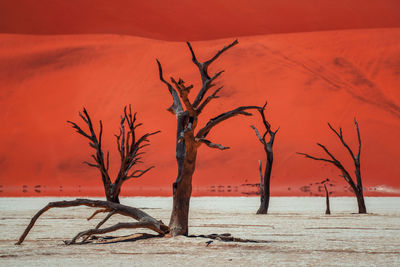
68;105;159;203
16;199;169;245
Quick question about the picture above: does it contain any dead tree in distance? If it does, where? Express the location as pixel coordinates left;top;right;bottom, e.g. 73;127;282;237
321;178;331;215
157;39;260;236
298;118;367;214
250;102;279;214
67;105;160;203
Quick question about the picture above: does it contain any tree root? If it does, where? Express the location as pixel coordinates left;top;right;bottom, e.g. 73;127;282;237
15;199;169;245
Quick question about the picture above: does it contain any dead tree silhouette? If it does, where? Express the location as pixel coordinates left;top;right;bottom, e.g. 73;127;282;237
157;39;260;236
298;118;367;214
250;102;279;214
16;106;168;245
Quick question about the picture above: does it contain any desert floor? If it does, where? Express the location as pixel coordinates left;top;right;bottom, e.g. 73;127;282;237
0;197;399;266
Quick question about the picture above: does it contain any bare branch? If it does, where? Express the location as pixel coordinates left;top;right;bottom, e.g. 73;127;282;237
127;166;155;179
250;125;265;145
296;152;335;164
196;106;259;138
156;59;183;114
189;40;238;108
83;161;98;168
196;86;223;115
316;143;341;164
67;220;165;245
171;77;195;116
354;117;361;159
87;209;109;221
204;39;239;67
196;138;230;150
327;122;356;161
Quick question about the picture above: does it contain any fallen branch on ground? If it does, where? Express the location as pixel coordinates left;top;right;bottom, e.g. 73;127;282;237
16;198;169;245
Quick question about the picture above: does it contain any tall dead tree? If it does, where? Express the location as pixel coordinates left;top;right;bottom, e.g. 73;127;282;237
298;118;367;214
157;39;260;236
67;105;159;203
250;102;279;214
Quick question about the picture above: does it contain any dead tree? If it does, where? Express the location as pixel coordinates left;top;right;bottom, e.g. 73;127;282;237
16;199;169;245
298;118;367;214
67;105;160;203
321;179;331;215
16;107;167;245
157;39;260;236
250;102;279;214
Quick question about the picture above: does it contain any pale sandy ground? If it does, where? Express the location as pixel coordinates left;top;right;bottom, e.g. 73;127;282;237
0;197;399;266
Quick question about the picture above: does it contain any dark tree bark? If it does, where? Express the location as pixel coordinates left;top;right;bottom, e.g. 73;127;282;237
157;40;260;236
298;118;367;214
16;199;169;245
250;102;279;214
67;105;159;203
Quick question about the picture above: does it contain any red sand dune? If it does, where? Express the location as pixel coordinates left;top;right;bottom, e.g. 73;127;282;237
0;1;400;197
1;29;400;197
1;0;400;41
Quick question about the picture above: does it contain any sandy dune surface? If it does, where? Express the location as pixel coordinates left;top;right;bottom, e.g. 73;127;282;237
0;197;399;266
1;28;400;196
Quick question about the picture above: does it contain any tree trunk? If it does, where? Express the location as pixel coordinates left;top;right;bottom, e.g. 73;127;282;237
257;143;273;214
324;184;331;215
107;193;120;204
169;141;197;236
356;189;367;214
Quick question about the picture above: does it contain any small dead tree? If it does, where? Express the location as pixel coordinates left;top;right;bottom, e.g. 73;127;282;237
157;39;260;236
250;102;279;214
67;105;160;203
321;179;331;215
298;118;367;214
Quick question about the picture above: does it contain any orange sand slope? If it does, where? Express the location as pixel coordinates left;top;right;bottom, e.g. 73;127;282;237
0;28;399;196
1;0;400;41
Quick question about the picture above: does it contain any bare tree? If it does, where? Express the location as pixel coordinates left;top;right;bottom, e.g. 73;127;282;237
16;106;168;245
67;105;160;203
298;118;367;214
250;102;279;214
157;39;260;236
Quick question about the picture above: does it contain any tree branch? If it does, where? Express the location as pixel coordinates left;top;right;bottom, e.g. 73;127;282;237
188;40;238;109
327;122;356;162
156;59;183;114
196;106;259;139
250;125;265;145
16;199;169;245
196;138;230;150
196;86;223;115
